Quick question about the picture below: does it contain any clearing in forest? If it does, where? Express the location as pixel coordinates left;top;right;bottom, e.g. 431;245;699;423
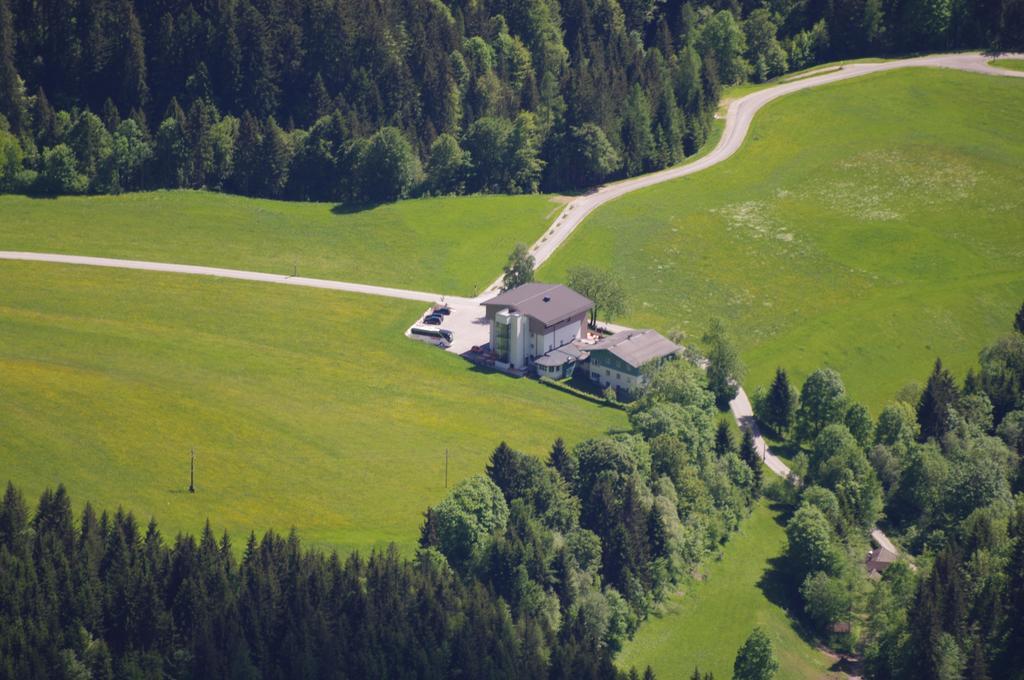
617;500;842;679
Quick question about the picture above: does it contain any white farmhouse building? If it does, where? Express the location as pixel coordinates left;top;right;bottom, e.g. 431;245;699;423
586;328;681;395
481;283;593;373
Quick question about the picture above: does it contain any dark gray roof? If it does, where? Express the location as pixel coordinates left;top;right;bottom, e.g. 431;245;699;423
482;283;593;327
535;344;589;367
589;329;680;368
866;547;897;573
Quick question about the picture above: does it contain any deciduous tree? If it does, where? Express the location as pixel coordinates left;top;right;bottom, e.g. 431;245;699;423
796;369;847;443
566;266;627;328
501;242;534;291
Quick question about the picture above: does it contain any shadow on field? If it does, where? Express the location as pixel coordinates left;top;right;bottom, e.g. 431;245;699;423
756;503;824;649
331;200;383;215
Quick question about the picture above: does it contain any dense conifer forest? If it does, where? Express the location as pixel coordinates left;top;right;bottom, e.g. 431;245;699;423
1;356;762;679
0;0;1021;202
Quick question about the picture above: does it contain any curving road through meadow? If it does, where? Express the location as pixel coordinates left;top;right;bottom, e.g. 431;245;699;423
4;51;1023;554
482;51;1024;296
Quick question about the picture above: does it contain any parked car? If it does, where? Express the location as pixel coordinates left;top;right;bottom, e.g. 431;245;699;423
432;306;452;316
423;314;444;325
410;326;453;345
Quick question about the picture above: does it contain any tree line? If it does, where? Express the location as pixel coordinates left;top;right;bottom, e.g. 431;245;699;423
0;481;645;680
2;0;1020;204
1;350;764;678
750;301;1024;678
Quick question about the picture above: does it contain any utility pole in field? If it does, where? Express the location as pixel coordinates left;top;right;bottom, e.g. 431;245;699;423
445;449;449;489
189;448;196;494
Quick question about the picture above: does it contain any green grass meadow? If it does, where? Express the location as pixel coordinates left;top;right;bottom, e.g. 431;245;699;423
0;190;561;296
542;68;1024;411
989;58;1024;72
617;501;840;679
0;262;626;554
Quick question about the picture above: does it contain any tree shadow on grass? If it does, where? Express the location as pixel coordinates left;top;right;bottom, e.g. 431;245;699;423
767;438;802;466
756;503;826;650
331;199;386;215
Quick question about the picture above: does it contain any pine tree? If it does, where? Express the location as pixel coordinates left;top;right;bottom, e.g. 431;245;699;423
0;481;29;554
621;83;655;176
714;420;736;457
916;358;961;441
766;368;796;433
485;441;520;496
187;98;219;188
548;437;577;485
963;368;982;395
115;0;148;111
740;429;764;494
32;86;57;147
997;506;1024;675
101;98;120;132
231;111;263;195
1015;300;1024;334
185;63;214;106
308;72;332;124
0;0;26;132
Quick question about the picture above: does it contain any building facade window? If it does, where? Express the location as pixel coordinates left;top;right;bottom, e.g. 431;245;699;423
494;322;510;362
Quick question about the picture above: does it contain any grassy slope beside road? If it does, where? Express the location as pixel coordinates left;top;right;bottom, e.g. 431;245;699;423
0;262;626;555
542;69;1024;411
989;58;1024;71
617;501;839;679
0;191;559;296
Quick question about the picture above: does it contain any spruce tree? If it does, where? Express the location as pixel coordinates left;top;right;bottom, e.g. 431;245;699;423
548;437;577;485
0;0;26;132
1015;300;1024;335
32;86;57;147
916;358;961;442
766;368;796;433
963;368;982;395
739;429;763;494
997;506;1024;675
116;0;148;111
621;83;655;176
308;72;332;124
714;420;736;457
0;481;29;554
101;98;120;132
231;111;263;195
259;116;291;198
